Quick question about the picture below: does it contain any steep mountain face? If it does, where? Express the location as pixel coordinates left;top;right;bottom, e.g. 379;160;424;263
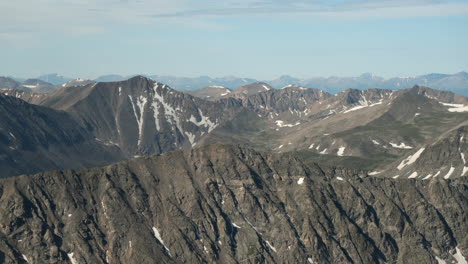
0;94;124;178
307;88;394;118
219;85;332;121
266;88;396;155
267;87;468;171
183;86;232;100
0;145;466;264
408;85;468;104
379;124;468;180
39;76;241;157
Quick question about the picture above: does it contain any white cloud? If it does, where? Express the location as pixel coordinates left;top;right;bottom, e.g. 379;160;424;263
1;0;467;39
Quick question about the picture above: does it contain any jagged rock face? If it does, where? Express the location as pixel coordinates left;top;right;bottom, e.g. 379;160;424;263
0;145;466;264
40;76;239;157
309;88;394;118
218;85;331;119
0;94;124;178
409;85;468;104
382;125;468;180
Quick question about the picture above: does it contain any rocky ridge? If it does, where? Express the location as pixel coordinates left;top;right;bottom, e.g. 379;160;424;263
0;145;466;263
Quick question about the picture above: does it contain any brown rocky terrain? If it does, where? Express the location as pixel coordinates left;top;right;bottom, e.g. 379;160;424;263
0;145;466;263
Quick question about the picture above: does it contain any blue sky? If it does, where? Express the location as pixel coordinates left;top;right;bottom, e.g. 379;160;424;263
1;0;468;79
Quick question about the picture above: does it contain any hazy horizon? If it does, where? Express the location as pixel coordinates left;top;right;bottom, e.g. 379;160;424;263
6;71;468;82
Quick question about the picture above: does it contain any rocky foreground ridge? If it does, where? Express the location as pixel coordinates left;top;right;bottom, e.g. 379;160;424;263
0;145;466;263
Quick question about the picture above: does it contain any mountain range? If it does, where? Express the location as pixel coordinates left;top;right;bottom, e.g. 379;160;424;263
1;75;467;178
0;75;467;263
4;72;468;96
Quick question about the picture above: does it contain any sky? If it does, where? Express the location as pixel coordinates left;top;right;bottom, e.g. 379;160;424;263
1;0;468;80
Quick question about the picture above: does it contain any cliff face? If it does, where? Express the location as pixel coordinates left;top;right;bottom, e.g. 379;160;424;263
0;94;124;178
0;145;466;264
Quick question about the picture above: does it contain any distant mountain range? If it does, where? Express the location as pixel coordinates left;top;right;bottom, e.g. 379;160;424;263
4;71;467;95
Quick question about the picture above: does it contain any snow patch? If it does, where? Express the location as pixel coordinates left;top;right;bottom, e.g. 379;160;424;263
153;84;182;133
368;171;382;175
309;143;315;149
266;241;277;253
435;256;446;264
336;177;344;181
454;247;468;264
343;97;383;113
275;120;300;128
185;132;196;146
393;175;400;179
319;148;328;154
68;252;78;264
444;167;455;179
189;109;218;133
422;174;433;180
337;146;346;156
372;140;380;145
440;102;468;112
397;148;425;170
135;96;147;146
297;177;304;185
449;106;468;112
153;227;171;255
150;97;161;131
128;95;147;146
408;172;418;178
390;142;413;149
22;254;29;263
462;167;468;177
232;223;241;229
